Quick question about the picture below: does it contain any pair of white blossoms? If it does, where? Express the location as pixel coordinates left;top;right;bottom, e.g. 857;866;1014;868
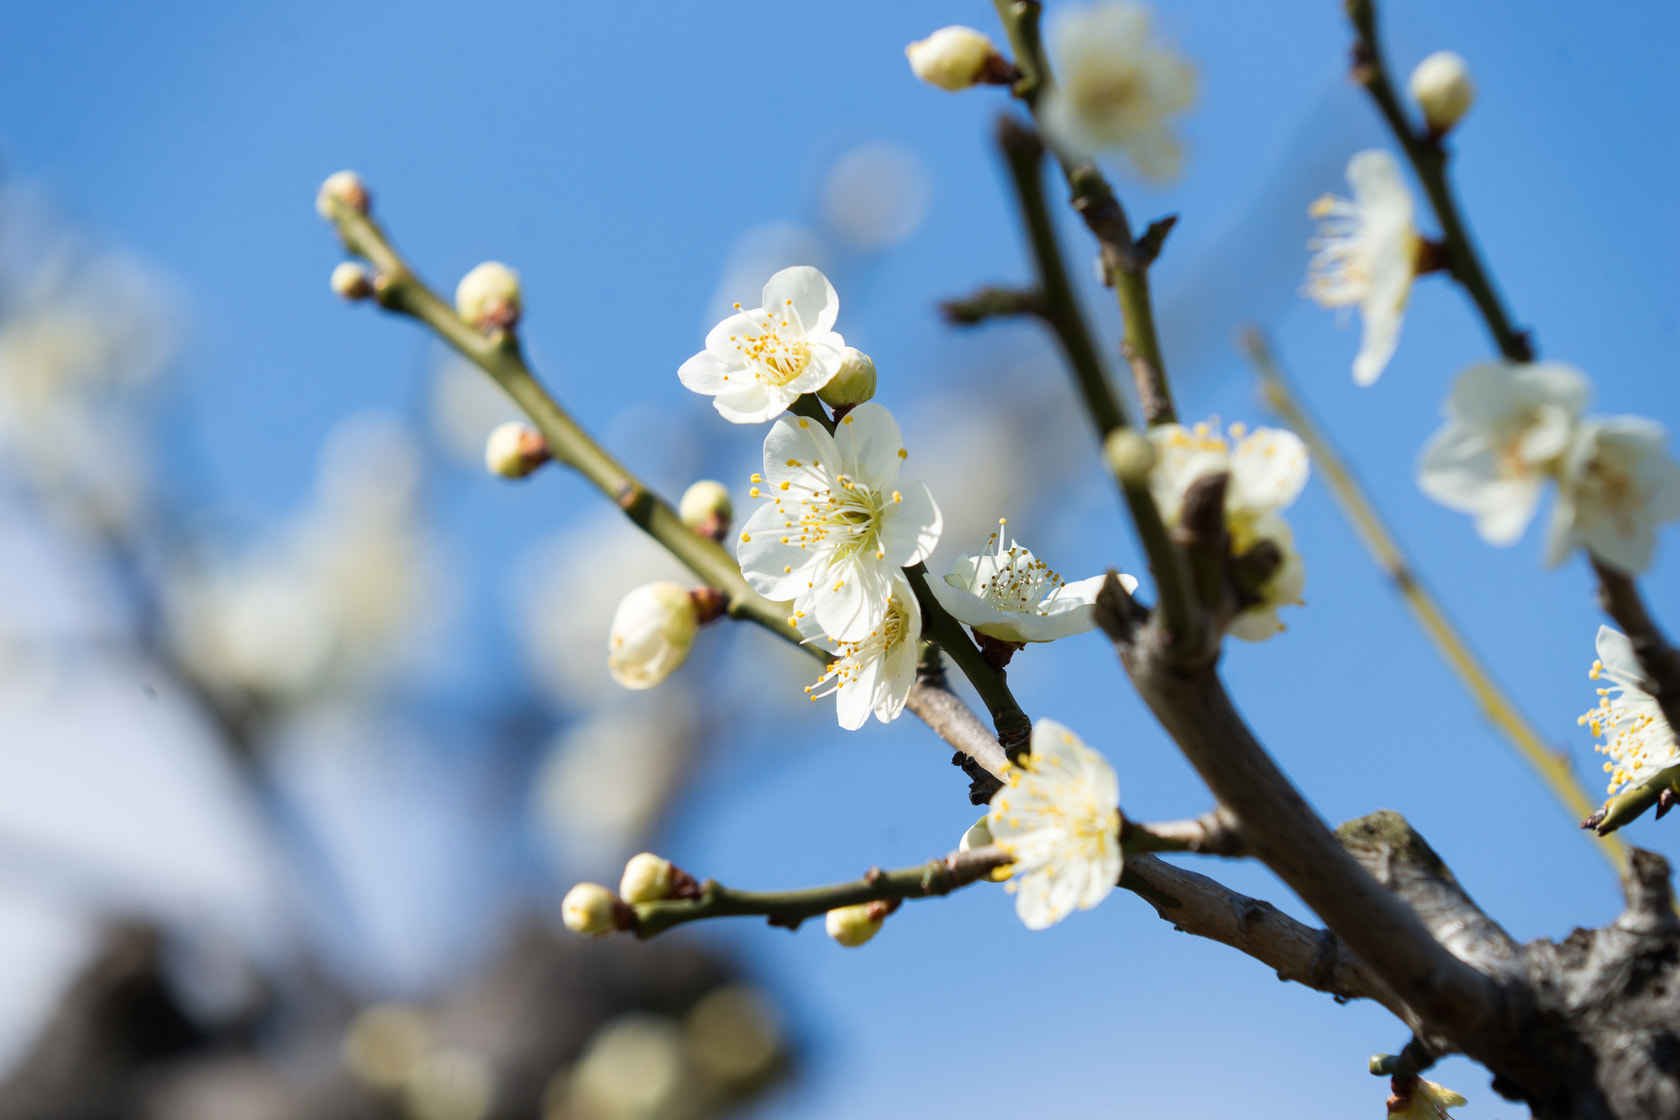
677;264;1117;732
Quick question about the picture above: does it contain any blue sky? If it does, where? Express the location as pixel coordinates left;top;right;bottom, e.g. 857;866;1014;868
0;0;1677;1116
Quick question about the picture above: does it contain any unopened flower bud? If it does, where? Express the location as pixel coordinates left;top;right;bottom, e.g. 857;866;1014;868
1409;51;1474;133
959;816;1015;882
679;480;734;541
1104;428;1158;485
825;902;885;948
562;882;622;937
817;347;878;409
484;421;551;479
455;261;522;332
619;852;676;903
316;170;370;220
330;261;374;301
906;26;1005;92
608;582;700;689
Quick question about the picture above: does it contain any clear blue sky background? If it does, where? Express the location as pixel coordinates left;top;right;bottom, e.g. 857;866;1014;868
1;0;1677;1116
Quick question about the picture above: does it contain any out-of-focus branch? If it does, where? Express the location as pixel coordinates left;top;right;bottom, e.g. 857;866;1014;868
990;0;1178;426
632;848;1014;939
1124;809;1245;857
939;285;1045;325
320;196;816;659
1241;327;1628;876
1093;576;1502;1035
994;117;1202;659
1345;0;1531;364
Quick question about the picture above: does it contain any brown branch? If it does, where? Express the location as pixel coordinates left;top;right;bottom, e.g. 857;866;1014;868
1094;577;1501;1036
906;653;1009;805
1125;809;1246;857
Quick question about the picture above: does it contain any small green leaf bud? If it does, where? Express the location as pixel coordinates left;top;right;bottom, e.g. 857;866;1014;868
824;902;886;948
817;347;878;409
561;882;623;937
679;479;734;541
905;26;1006;92
1409;51;1474;134
455;261;522;332
316;170;370;220
484;421;550;479
330;261;374;301
619;852;676;904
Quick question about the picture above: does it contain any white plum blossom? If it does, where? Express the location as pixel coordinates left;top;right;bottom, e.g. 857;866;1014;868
607;582;700;690
987;719;1122;930
1579;626;1679;795
928;518;1131;644
798;575;922;731
1305;149;1420;387
1547;416;1680;574
1038;1;1197;182
1417;362;1589;545
738;402;941;642
678;265;848;424
1149;420;1310;641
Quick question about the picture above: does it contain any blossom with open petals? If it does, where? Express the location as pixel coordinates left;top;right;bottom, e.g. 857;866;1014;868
738;403;941;642
1546;416;1680;573
1579;626;1679;795
1038;1;1196;182
1305;149;1420;386
1417;361;1589;545
678;266;847;424
798;575;921;730
987;719;1121;930
1149;420;1310;641
1390;1078;1467;1120
928;518;1130;644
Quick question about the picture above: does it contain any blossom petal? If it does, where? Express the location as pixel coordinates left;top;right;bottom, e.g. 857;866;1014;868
761;265;839;337
677;349;738;394
1230;428;1309;515
713;381;787;424
1594;625;1649;688
814;556;891;643
831;401;906;485
878;478;943;568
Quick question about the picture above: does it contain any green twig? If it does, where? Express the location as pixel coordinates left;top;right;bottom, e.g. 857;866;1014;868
321;197;816;657
995;118;1202;658
632;847;1013;938
1345;0;1531;363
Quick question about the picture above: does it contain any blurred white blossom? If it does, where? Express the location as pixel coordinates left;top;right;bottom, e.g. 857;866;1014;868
1547;415;1680;574
820;141;930;251
168;414;435;704
565;1014;694;1120
1039;1;1197;182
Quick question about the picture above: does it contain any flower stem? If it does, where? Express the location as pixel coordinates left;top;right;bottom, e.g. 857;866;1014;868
1345;0;1532;363
631;846;1013;938
1241;327;1627;874
905;564;1032;758
321;198;819;660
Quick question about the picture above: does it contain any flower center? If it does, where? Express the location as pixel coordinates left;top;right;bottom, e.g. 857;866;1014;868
970;520;1062;615
806;595;910;699
768;466;889;564
729;301;812;387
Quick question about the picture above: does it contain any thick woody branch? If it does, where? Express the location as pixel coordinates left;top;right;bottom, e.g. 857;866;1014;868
632;848;1014;939
1124;809;1245;857
1093;579;1501;1035
906;672;1416;1023
906;651;1009;804
1336;811;1522;976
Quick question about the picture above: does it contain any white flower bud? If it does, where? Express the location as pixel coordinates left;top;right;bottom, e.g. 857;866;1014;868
824;902;885;948
1103;428;1158;485
316;170;370;219
608;582;700;690
906;26;1002;92
484;421;550;479
619;852;676;903
561;882;621;937
679;480;734;541
330;261;374;301
958;816;1015;882
816;347;878;408
455;261;522;331
1409;51;1474;133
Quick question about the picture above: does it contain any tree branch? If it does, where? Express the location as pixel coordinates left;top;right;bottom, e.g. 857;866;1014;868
1093;577;1502;1035
632;848;1014;939
1124;809;1245;857
905;564;1032;758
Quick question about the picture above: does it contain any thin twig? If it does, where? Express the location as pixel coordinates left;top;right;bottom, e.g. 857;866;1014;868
905;564;1032;757
1241;327;1627;875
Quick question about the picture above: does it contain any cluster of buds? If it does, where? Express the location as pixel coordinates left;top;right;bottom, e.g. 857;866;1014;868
561;853;701;937
904;26;1015;91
